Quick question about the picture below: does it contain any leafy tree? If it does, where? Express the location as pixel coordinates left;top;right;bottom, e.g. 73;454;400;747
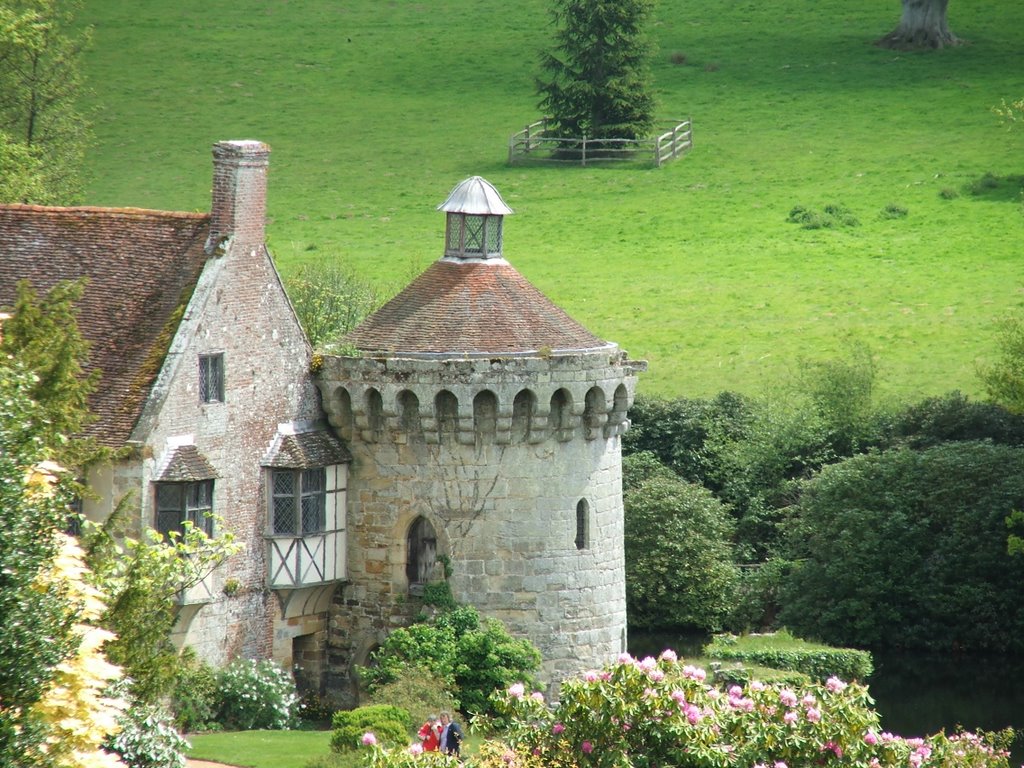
81;511;240;705
0;129;47;201
285;262;383;349
623;452;738;631
536;0;656;141
979;313;1024;413
0;0;92;203
0;361;75;768
0;279;102;470
780;441;1024;653
876;0;961;50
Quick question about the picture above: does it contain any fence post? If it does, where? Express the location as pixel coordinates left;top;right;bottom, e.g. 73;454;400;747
582;135;587;167
508;134;515;165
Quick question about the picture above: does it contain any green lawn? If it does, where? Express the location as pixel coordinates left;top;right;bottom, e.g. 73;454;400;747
187;729;333;768
77;0;1024;401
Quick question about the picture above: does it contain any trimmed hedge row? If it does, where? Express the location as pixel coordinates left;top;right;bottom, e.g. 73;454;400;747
704;631;873;682
331;705;412;752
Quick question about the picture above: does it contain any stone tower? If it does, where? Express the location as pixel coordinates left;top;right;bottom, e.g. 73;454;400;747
315;177;645;700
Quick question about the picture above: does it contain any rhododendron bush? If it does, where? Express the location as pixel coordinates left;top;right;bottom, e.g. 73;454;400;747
482;651;1014;768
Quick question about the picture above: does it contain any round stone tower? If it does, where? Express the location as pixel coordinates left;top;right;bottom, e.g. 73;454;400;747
315;177;645;701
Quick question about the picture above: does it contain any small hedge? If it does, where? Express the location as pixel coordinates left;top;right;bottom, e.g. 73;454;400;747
330;705;411;752
704;629;873;681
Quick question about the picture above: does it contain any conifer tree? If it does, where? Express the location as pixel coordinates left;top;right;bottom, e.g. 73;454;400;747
536;0;656;141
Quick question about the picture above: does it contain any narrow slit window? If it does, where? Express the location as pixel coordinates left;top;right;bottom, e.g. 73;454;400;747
575;499;589;550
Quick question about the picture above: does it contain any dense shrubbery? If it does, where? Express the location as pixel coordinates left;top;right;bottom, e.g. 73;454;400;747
477;652;1014;768
780;441;1024;652
331;706;411;752
623;453;738;630
359;605;540;718
624;347;1024;653
704;630;873;682
214;659;300;730
364;666;460;731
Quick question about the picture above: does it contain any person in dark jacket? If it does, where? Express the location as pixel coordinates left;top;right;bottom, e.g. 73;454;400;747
438;711;462;757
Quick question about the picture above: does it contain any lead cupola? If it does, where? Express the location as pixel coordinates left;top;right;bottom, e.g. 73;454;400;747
438;176;513;260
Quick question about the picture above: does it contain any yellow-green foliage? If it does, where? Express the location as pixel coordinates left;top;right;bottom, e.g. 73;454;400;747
32;533;126;768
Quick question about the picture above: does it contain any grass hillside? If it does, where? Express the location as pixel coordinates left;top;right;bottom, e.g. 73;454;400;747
78;0;1024;400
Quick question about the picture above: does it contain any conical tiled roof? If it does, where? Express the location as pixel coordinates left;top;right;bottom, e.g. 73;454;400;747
344;259;611;357
344;176;612;358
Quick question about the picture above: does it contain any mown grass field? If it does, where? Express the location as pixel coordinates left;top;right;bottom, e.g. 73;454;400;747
78;0;1024;400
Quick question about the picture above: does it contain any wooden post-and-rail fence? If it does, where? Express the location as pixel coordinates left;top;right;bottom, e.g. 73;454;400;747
508;118;693;167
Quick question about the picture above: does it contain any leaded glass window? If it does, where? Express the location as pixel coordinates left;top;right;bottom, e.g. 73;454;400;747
199;353;224;403
272;467;326;535
155;480;214;537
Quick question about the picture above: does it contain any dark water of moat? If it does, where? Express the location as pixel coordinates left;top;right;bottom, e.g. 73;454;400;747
628;630;1024;764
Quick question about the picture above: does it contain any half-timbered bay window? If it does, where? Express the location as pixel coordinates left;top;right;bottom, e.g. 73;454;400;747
272;467;326;535
263;426;351;589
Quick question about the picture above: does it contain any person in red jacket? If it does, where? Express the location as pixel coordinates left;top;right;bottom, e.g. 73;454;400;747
418;715;441;751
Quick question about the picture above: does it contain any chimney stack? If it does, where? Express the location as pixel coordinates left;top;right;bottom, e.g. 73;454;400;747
207;140;270;253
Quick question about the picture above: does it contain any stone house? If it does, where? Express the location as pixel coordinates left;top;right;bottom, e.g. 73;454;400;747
0;141;644;702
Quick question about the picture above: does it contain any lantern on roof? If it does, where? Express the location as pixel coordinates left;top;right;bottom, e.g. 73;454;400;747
438;176;513;259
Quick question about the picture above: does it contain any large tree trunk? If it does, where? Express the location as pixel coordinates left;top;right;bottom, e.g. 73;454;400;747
876;0;962;50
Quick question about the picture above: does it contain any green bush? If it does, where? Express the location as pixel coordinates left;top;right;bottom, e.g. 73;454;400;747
364;666;459;729
780;441;1024;652
623;453;738;630
106;703;190;768
787;203;859;229
704;630;873;681
215;659;299;730
487;652;1014;768
330;705;411;752
170;647;218;732
359;605;540;719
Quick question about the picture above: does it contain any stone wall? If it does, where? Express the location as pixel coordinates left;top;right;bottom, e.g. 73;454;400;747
317;349;644;701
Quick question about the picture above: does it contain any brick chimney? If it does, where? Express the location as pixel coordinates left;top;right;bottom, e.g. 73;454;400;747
207;140;270;254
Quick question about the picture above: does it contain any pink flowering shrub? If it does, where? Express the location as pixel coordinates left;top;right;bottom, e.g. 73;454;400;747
487;651;1014;768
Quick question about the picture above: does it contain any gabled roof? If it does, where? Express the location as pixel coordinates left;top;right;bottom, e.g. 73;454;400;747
0;204;212;446
344;258;612;357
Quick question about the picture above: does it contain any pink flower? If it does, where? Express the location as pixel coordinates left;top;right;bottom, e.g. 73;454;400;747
531;691;545;702
784;710;798;725
806;707;821;723
774;762;788;768
682;665;706;681
729;685;743;697
639;656;658;671
502;750;516;764
508;683;525;698
750;680;766;692
584;670;600;682
553;723;565;735
671;689;687;704
532;748;541;756
617;652;634;665
408;743;423;755
648;668;665;682
779;689;798;707
826;676;847;693
864;731;879;746
361;732;377;746
802;693;817;707
659;649;678;662
821;741;843;759
581;741;594;754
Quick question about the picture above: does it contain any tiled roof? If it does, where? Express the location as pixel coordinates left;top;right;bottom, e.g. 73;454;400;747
0;204;211;446
263;429;352;468
157;444;219;481
344;259;611;357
